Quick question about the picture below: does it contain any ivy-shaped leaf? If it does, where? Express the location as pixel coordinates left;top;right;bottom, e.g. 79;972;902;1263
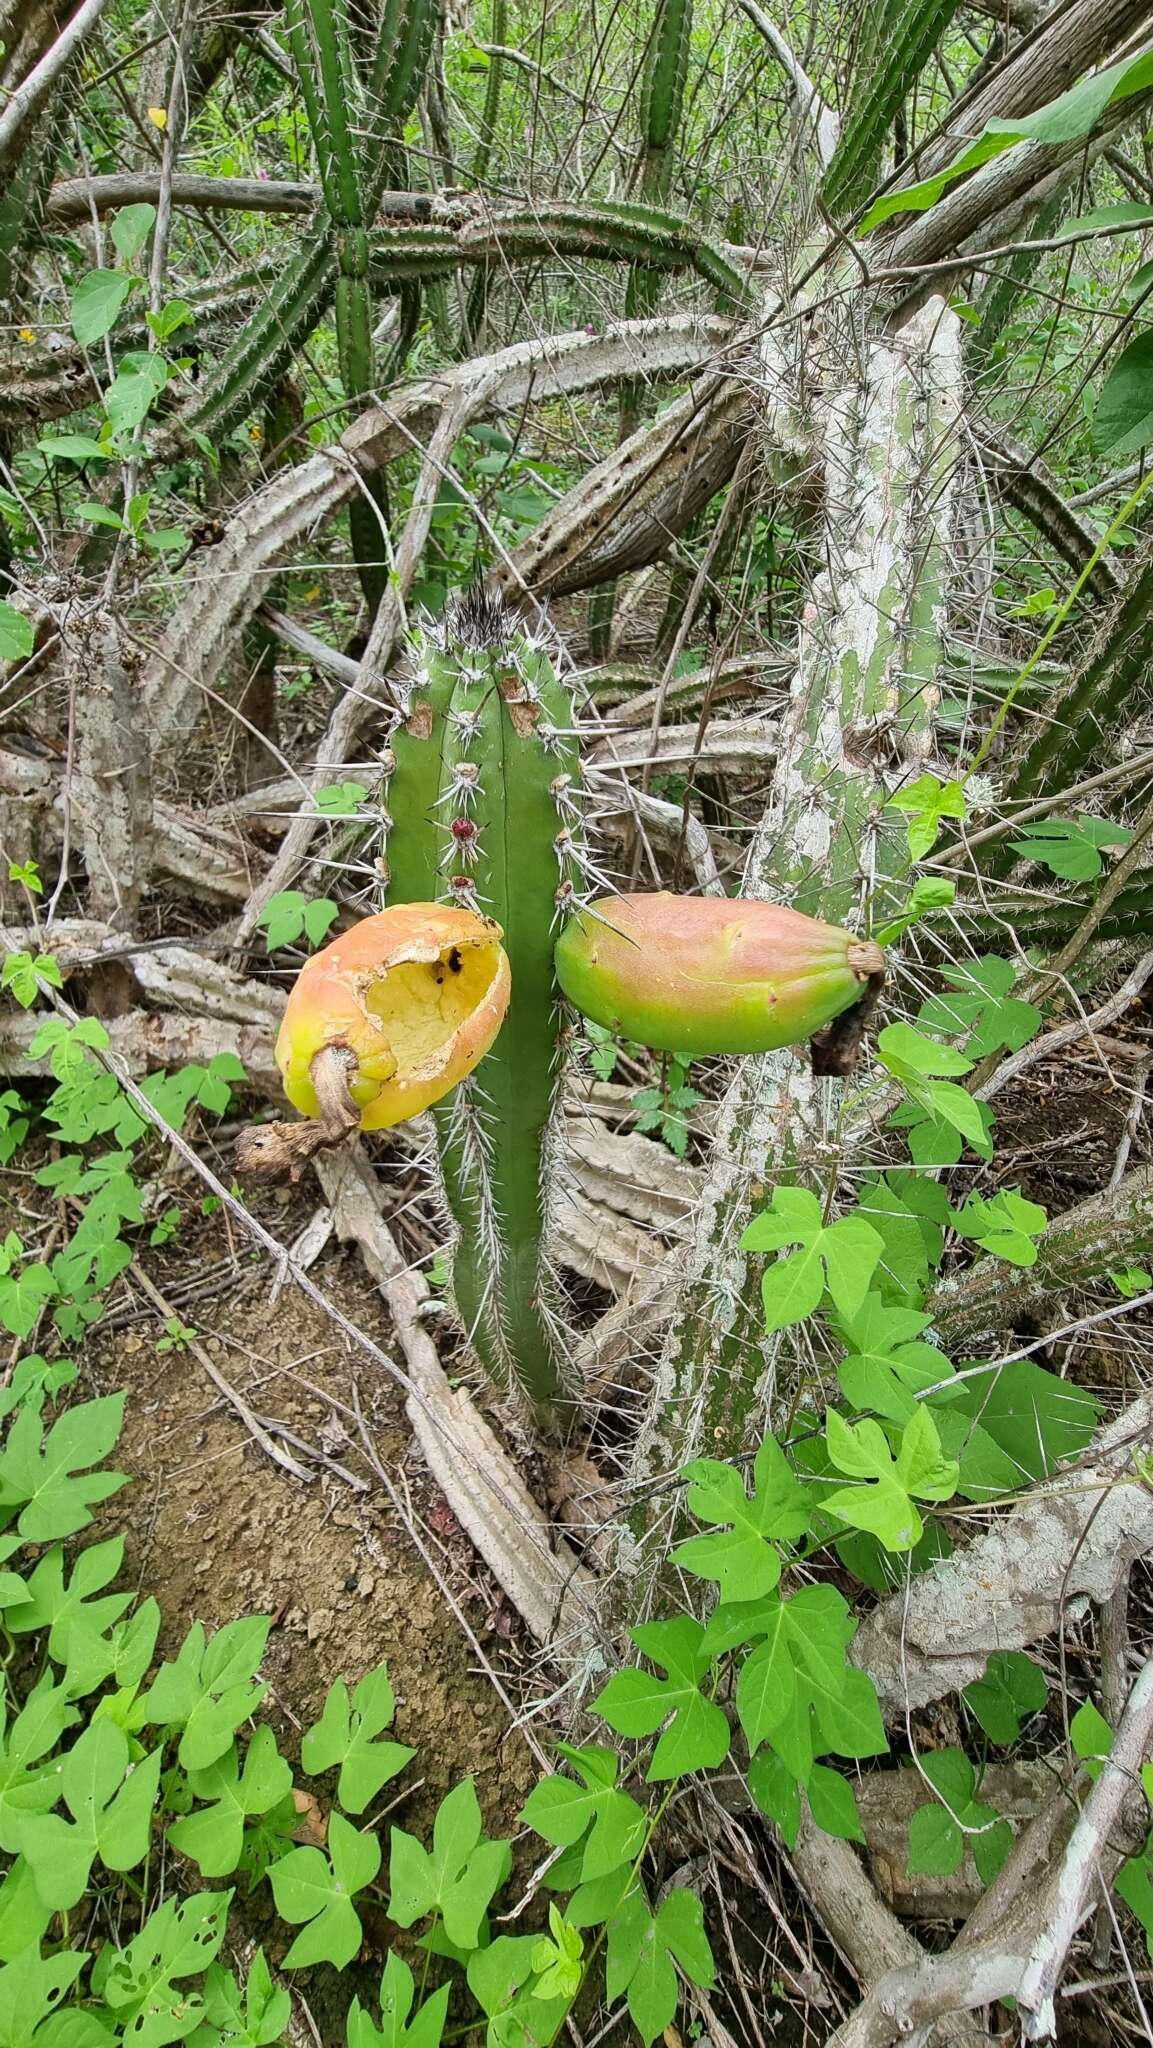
195;1947;291;2047
917;956;1041;1060
168;1726;293;1877
141;1617;270;1771
301;1666;414;1815
592;1617;730;1782
730;1582;886;1780
671;1434;809;1600
95;1889;231;2038
950;1188;1048;1268
1009;814;1130;881
7;1537;133;1696
823;1408;958;1552
531;1903;584;2000
466;1934;571;2048
887;773;966;860
878;1023;992;1163
519;1746;647;1885
389;1779;512;1949
604;1887;715;2046
16;1718;162;1909
742;1187;883;1334
0;1677;76;1855
0;1392;127;1541
834;1293;950;1422
348;1953;450;2048
269;1812;381;1969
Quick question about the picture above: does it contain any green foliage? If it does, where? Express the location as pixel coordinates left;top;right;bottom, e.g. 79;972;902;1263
0;952;62;1010
964;1652;1047;1745
0;1391;127;1540
672;1434;808;1599
887;773;966;862
270;1813;382;1968
1095;330;1153;453
256;890;339;952
593;1618;731;1781
389;1779;510;1947
917;957;1042;1060
823;1407;958;1551
301;1668;415;1814
167;1728;294;1877
142;1616;271;1770
905;1749;1011;1887
950;1188;1048;1266
860;43;1153;231
70;269;134;346
630;1053;703;1158
347;1954;448;2048
606;1887;713;2044
879;1021;993;1162
1009;814;1131;881
741;1186;883;1334
0;603;33;664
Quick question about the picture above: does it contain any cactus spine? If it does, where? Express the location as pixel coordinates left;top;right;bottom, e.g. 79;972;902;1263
382;590;588;1414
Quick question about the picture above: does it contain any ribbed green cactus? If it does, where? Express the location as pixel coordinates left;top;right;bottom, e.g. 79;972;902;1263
382;588;587;1413
597;0;693;655
820;0;963;217
461;0;506;351
188;0;439;573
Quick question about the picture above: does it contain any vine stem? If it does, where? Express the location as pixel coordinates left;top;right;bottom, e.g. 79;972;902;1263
969;468;1153;776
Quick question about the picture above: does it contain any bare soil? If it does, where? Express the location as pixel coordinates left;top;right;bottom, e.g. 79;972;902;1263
83;1197;543;2033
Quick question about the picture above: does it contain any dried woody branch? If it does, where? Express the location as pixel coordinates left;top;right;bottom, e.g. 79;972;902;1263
830;1654;1153;2045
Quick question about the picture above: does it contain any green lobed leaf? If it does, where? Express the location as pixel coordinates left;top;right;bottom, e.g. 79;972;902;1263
269;1812;381;1969
593;1617;730;1782
300;1666;415;1814
388;1779;511;1948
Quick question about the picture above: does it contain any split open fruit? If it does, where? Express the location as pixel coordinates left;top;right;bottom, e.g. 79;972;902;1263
276;903;511;1129
554;892;884;1057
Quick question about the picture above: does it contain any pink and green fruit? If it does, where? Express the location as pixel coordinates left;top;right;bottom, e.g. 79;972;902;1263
554;892;884;1057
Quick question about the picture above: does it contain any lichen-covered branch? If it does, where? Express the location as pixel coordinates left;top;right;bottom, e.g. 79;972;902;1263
931;1163;1153;1345
852;1386;1153;1714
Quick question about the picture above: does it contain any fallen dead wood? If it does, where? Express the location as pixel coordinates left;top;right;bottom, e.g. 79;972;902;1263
828;1655;1153;2045
931;1162;1153;1345
145;317;738;753
1;746;260;904
313;1143;599;1652
588;715;778;774
852;1392;1153;1715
